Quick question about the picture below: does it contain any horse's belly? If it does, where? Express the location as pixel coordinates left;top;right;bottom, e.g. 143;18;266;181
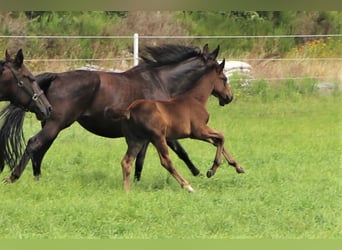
77;116;123;138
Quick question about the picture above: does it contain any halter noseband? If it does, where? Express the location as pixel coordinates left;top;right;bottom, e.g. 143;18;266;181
5;62;44;110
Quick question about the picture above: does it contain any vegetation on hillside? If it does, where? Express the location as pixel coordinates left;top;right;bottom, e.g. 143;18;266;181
0;11;341;59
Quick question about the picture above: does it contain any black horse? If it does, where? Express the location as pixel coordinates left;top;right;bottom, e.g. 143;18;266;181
0;49;51;173
0;44;227;183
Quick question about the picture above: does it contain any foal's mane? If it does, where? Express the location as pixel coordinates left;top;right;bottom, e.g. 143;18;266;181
138;44;203;68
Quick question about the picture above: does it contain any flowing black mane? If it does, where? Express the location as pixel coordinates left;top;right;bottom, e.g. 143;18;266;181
139;44;203;68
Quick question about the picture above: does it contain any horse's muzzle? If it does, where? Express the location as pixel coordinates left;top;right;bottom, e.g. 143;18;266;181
31;102;52;121
219;94;233;106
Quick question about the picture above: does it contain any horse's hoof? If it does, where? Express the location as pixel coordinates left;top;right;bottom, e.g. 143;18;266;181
206;170;214;178
192;170;201;176
3;176;13;184
34;175;41;181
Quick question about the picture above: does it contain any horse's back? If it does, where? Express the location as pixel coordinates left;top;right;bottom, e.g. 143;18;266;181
36;70;101;93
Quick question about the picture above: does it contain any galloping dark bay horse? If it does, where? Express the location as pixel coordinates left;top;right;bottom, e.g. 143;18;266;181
0;44;227;183
105;59;244;192
0;49;52;173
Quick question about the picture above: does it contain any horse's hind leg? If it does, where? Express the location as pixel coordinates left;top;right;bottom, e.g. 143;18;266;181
222;147;244;173
153;138;194;192
167;140;201;176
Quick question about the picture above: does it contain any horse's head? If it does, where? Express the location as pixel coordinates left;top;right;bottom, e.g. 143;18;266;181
0;49;52;120
211;59;233;106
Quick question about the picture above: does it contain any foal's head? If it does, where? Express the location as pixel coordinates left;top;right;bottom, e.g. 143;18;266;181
211;59;233;106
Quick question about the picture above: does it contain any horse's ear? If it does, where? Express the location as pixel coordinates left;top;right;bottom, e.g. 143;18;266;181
218;59;225;73
202;43;209;56
15;49;24;66
210;45;220;60
5;49;11;62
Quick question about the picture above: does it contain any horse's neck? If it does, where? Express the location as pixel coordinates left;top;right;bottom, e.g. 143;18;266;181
178;71;214;106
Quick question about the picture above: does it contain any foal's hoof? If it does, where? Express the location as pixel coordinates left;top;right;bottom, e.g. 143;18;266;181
183;184;195;193
206;170;215;178
34;175;41;181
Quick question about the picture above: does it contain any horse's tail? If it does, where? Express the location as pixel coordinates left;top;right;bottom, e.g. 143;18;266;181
104;106;130;121
0;104;26;172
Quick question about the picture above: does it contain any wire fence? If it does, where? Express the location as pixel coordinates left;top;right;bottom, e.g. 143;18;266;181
1;34;341;83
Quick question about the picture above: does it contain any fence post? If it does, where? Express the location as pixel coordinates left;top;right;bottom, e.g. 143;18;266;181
133;33;139;66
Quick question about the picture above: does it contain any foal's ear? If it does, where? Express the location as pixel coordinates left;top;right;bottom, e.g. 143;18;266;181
15;49;24;66
218;58;225;73
5;49;11;62
210;45;220;60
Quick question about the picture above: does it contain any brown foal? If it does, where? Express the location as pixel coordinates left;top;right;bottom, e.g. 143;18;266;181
106;59;244;192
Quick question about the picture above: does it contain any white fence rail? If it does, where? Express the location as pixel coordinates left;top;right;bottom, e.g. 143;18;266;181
1;34;341;82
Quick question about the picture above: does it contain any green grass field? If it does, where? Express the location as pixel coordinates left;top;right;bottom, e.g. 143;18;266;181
0;84;341;239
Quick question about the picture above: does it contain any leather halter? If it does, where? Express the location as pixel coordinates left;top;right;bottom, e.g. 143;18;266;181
4;62;44;110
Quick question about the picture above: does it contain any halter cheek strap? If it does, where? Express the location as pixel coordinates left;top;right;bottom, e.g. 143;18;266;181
5;63;42;107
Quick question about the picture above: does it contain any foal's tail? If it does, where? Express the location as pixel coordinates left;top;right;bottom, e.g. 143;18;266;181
104;106;130;121
0;104;26;172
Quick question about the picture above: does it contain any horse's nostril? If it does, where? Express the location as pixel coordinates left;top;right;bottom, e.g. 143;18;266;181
48;106;52;112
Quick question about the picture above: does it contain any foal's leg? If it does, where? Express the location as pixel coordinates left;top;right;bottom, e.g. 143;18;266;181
192;126;243;178
153;138;194;192
134;140;201;182
122;140;145;192
199;127;244;177
222;147;245;173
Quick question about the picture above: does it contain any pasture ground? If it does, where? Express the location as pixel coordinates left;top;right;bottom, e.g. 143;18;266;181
0;82;341;239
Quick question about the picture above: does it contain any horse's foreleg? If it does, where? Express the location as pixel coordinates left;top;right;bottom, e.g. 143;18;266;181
3;148;31;183
167;140;201;176
31;139;54;180
4;134;42;183
222;147;244;174
153;139;194;192
134;142;149;182
4;124;60;183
